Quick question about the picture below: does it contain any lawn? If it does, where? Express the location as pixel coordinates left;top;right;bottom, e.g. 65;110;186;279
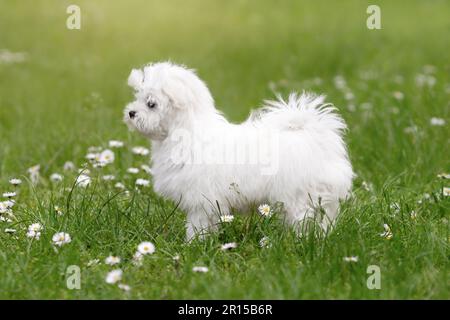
0;0;448;299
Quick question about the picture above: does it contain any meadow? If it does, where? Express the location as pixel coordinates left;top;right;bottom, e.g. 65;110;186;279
0;0;448;299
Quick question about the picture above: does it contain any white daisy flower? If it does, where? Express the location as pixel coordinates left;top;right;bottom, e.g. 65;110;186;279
105;269;123;284
259;236;271;248
430;117;445;126
0;201;12;213
26;230;41;240
27;165;40;185
137;241;155;255
9;178;22;186
86;259;100;267
392;91;404;100
415;74;436;87
5;228;16;234
105;256;121;265
118;283;131;292
76;174;91;188
443;187;450;197
114;182;126;190
54;206;63;216
132;146;150;156
63;161;75;171
127;167;139;174
192;266;209;273
140;164;153;174
135;178;150;187
343;256;359;262
50;173;63;182
0;216;12;223
102;175;116;181
390;202;401;213
380;224;393;240
97;149;115;165
258;204;272;217
132;251;143;266
109;140;124;148
0;49;27;64
219;214;234;223
52;232;72;246
28;223;43;233
86;153;97;161
3;192;16;198
437;173;450;179
410;211;417;219
221;242;238;251
173;254;180;261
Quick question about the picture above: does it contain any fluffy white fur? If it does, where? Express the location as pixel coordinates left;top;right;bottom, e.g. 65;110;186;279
124;62;354;241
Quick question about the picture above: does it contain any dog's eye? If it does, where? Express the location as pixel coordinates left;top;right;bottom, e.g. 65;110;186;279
146;101;157;109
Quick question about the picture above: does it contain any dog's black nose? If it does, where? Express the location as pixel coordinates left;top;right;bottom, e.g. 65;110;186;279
129;111;136;119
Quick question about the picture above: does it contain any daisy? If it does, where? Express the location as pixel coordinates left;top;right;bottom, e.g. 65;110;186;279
392;91;404;100
97;149;115;165
5;228;16;234
437;173;450;179
109;140;124;148
127;167;139;174
258;204;272;217
63;161;75;171
27;165;40;185
221;242;238;251
415;74;436;87
259;236;271;248
54;206;63;216
76;174;91;188
52;232;72;246
118;283;131;292
140;164;153;174
219;214;234;223
114;182;126;190
132;146;150;156
50;173;63;182
132;251;143;266
26;229;41;240
135;178;150;187
85;153;97;161
390;202;400;213
137;241;155;255
9;178;22;186
3;192;16;198
343;256;359;262
192;266;209;273
410;211;417;219
102;175;116;181
86;259;100;267
105;269;123;284
173;254;180;261
105;256;121;265
0;216;12;223
380;224;393;240
443;187;450;197
430;117;445;126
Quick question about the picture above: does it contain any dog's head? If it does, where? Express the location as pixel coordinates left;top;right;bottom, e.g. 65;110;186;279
123;62;215;140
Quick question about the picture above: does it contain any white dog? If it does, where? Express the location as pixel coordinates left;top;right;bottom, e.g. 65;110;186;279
124;62;353;241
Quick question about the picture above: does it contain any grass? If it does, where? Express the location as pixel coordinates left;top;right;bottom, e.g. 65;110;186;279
0;0;449;299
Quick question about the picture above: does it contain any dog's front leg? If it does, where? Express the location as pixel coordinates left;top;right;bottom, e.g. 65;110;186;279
186;210;218;242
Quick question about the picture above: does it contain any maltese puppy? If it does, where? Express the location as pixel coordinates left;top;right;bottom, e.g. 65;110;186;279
124;62;353;241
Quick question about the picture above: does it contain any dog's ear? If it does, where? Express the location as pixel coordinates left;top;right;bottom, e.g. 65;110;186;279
128;69;144;90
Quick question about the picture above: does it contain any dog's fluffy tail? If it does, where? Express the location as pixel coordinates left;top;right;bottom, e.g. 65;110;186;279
249;92;347;134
